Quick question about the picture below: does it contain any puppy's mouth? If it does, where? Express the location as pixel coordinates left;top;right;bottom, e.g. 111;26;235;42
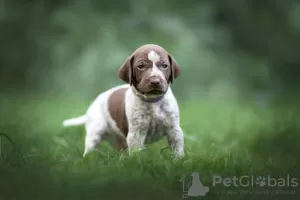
137;88;165;96
146;89;164;95
133;85;168;102
133;83;167;98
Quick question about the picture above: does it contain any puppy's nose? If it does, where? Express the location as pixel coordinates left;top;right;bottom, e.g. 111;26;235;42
149;77;161;85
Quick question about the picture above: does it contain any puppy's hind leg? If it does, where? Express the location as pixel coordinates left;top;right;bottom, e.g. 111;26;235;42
83;122;107;158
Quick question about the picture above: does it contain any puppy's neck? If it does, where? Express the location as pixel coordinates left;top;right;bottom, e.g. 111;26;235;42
131;86;168;103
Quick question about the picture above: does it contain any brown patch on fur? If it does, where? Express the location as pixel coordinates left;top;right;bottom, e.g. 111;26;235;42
108;87;129;137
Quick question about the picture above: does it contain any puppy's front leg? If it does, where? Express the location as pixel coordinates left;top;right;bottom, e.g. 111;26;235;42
126;128;147;155
166;126;185;160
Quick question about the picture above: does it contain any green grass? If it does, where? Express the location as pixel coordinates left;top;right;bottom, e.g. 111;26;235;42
0;93;300;200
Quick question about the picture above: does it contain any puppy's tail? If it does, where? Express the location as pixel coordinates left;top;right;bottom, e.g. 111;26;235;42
62;115;87;127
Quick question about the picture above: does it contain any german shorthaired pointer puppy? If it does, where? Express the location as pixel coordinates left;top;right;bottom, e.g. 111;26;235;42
63;44;184;159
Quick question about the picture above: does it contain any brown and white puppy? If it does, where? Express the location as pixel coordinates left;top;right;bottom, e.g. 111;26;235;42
62;44;184;159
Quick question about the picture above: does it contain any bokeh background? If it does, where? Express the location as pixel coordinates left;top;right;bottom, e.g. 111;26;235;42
1;0;300;199
1;0;300;102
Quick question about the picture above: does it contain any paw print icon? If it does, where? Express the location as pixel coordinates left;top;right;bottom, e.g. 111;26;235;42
256;176;266;187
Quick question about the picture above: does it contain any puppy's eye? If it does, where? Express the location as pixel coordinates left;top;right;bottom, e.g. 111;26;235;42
161;64;169;69
137;65;145;70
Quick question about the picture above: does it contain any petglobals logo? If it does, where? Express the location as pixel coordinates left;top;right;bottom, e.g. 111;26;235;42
212;175;298;188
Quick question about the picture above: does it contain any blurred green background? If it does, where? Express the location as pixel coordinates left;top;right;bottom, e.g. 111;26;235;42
1;0;300;199
1;0;300;101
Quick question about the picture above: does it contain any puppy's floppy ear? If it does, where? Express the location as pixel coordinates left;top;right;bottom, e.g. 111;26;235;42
168;54;181;83
117;54;135;86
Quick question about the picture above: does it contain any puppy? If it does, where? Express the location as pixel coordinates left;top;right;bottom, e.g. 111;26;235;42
63;44;184;159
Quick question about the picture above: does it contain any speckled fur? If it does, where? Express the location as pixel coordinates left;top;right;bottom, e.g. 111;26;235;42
126;86;184;158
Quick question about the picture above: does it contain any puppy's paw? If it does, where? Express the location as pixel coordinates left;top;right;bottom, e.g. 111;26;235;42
128;146;145;156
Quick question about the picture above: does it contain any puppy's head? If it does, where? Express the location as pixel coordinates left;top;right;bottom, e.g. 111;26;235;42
117;44;180;98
